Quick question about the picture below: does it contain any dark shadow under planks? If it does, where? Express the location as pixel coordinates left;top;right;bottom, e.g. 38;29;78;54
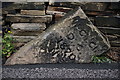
95;16;120;27
11;30;44;36
98;27;120;35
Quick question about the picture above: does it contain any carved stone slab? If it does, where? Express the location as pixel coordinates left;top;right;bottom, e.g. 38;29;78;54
5;7;110;65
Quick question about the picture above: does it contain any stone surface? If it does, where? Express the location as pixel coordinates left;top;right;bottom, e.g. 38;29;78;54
6;14;52;23
11;23;46;31
2;63;120;79
5;7;110;65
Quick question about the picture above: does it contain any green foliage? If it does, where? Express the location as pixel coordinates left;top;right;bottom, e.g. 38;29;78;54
2;32;15;58
92;55;113;63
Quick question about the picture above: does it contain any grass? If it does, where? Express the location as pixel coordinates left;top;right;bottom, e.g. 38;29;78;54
91;55;113;63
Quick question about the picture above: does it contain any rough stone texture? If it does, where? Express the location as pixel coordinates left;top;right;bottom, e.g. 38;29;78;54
5;7;110;65
2;63;120;79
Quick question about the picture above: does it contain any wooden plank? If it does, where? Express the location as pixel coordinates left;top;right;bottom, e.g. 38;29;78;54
110;40;120;47
47;6;73;16
109;2;120;10
11;30;44;36
11;23;46;31
47;6;73;14
95;16;120;27
84;11;115;16
98;27;120;35
3;2;45;10
2;9;16;14
49;2;77;8
81;2;108;11
20;10;45;15
47;10;66;15
6;14;52;23
47;6;73;22
106;35;120;41
12;36;37;43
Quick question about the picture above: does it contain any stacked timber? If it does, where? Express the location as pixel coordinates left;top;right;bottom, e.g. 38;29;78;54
2;2;53;48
